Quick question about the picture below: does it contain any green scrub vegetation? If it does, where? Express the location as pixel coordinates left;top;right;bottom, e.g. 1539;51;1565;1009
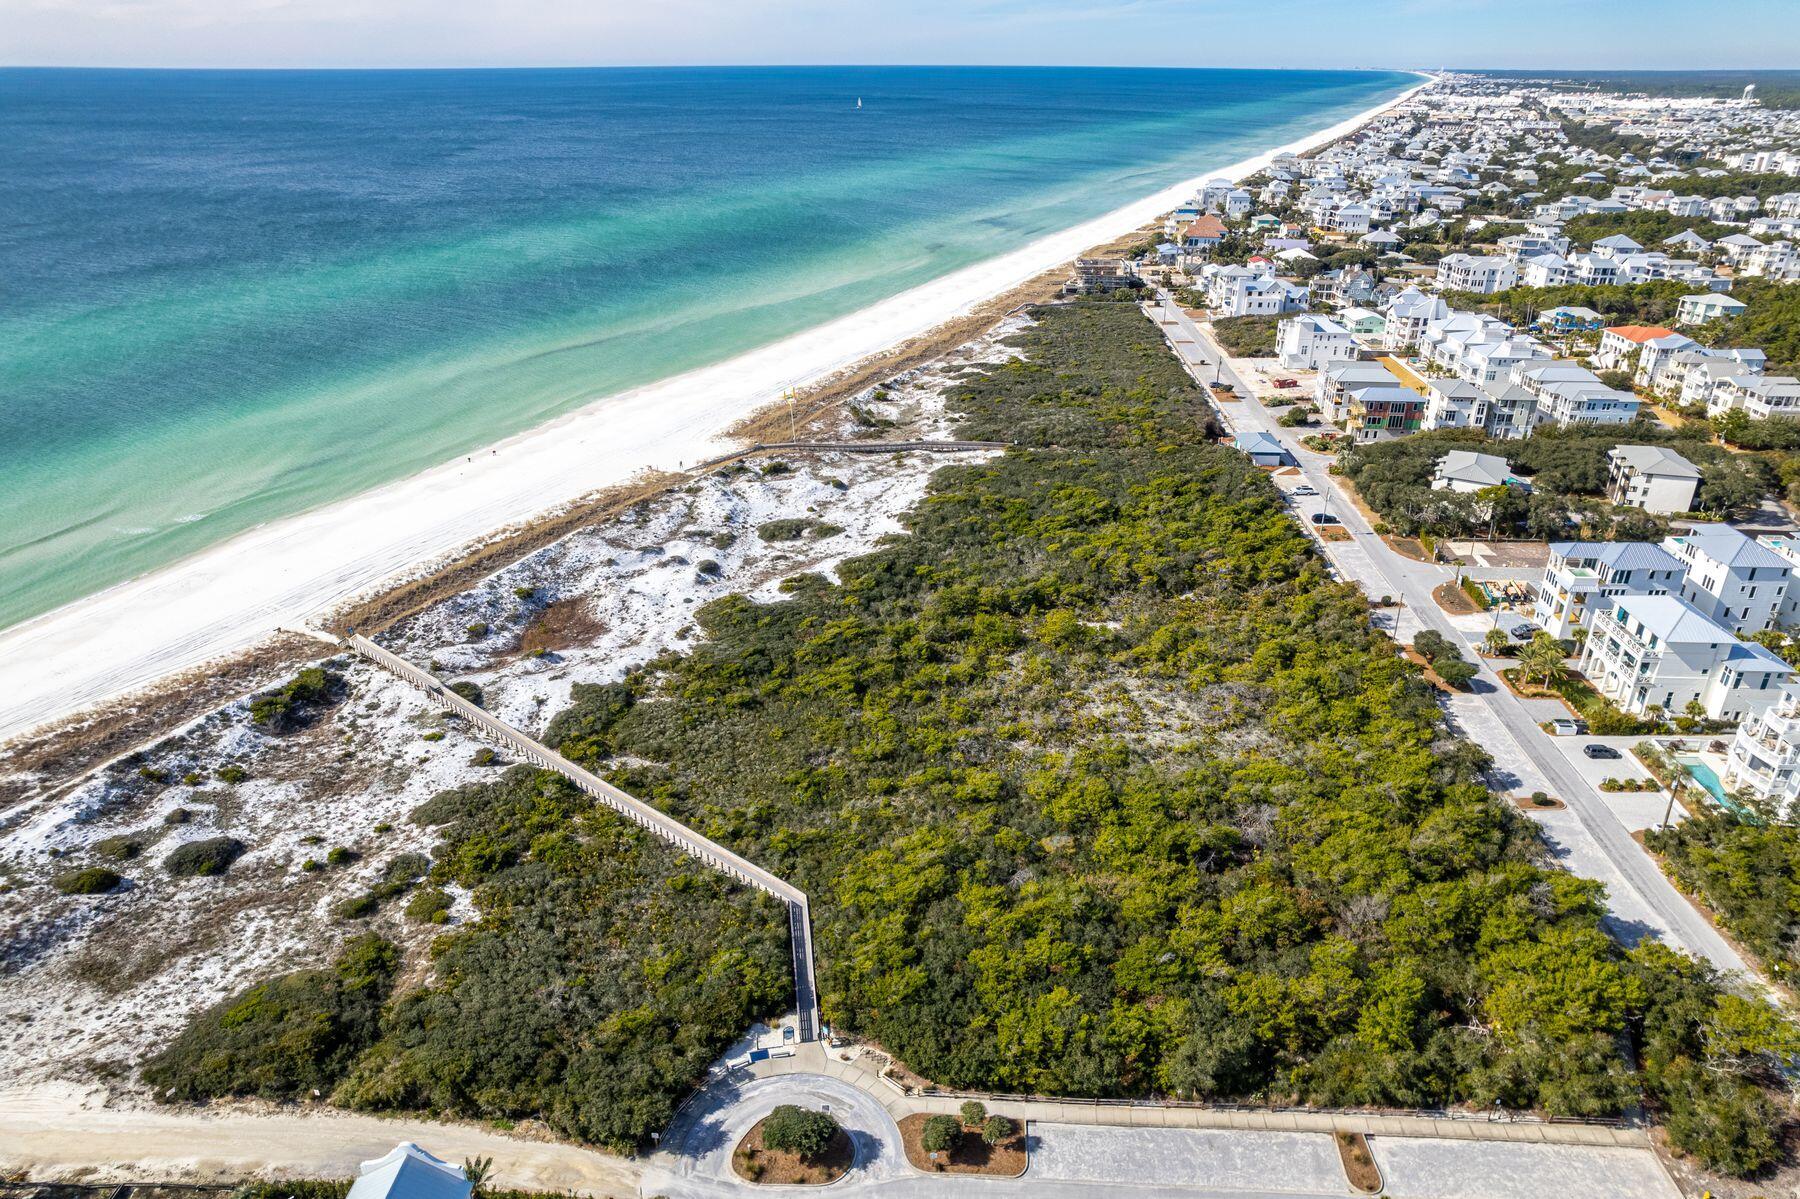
144;304;1795;1173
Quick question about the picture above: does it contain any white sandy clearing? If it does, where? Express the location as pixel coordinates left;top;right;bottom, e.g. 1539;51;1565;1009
0;335;996;1112
0;1082;641;1197
0;74;1430;746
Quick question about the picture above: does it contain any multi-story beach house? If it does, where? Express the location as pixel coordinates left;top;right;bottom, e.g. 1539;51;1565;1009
1533;540;1686;639
1276;314;1358;371
1315;361;1398;424
1381;286;1449;351
1676;293;1749;325
1510;362;1640;427
1594;324;1679;373
1662;523;1797;634
1723;686;1800;817
1710;375;1800;420
1606;445;1700;515
1580;594;1793;720
1343;384;1426;442
1434;253;1518;294
1680;358;1763;411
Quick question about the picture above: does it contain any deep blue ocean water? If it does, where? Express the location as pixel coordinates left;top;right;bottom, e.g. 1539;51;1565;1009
0;66;1412;628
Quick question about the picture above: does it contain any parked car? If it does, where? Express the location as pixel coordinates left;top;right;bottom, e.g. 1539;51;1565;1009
1508;622;1536;641
1292;484;1319;497
1583;744;1621;760
1309;512;1342;526
1272;378;1299;389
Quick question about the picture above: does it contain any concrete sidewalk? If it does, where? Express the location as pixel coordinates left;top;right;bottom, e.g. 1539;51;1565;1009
740;1045;1650;1149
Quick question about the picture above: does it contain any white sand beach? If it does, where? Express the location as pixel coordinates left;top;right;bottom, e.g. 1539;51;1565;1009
0;74;1429;745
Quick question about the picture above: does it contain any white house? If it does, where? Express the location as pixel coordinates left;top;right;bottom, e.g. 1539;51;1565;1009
1591;233;1645;259
1710;375;1800;421
1723;686;1800;817
1382;286;1450;350
1662;523;1797;634
1430;450;1524;493
1680;358;1762;411
1435;253;1518;294
1510;362;1640;428
347;1145;473;1199
1276;314;1358;371
1606;445;1701;515
1579;594;1793;720
1533;540;1686;639
1676;293;1749;325
1594;325;1681;373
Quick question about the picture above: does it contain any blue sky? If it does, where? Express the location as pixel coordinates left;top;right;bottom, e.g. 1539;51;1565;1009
4;0;1797;69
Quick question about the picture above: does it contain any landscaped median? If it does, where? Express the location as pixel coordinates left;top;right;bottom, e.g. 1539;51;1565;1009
899;1101;1026;1176
732;1105;853;1185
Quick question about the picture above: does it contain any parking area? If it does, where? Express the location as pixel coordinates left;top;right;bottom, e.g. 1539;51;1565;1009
1029;1125;1346;1194
1372;1137;1680;1199
1549;736;1689;832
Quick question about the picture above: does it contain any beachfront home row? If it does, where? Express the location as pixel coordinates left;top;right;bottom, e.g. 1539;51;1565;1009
1579;594;1793;721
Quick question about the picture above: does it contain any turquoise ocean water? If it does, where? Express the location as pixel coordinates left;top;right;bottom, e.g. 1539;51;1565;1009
0;67;1413;629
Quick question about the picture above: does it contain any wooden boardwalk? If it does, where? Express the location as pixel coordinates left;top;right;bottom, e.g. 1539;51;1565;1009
344;634;821;1042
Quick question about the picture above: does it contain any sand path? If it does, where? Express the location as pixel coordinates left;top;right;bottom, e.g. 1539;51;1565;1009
0;1084;641;1196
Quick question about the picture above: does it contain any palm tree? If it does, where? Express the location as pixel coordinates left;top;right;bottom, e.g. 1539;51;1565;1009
1519;633;1566;689
464;1157;493;1197
1483;627;1510;657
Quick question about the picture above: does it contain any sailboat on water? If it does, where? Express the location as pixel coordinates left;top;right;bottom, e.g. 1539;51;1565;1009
856;97;862;110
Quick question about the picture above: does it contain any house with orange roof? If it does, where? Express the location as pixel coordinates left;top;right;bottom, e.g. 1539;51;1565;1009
1594;324;1693;379
1180;215;1228;254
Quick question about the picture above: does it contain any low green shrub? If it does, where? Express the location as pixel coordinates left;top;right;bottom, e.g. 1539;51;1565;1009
93;836;142;861
55;867;122;895
141;934;398;1102
250;668;343;730
405;887;452;924
164;837;245;878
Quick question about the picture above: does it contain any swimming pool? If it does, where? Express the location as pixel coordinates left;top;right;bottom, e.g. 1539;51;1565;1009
1675;755;1754;819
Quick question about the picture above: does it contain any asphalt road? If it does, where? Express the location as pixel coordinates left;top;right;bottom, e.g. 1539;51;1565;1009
1150;292;1755;986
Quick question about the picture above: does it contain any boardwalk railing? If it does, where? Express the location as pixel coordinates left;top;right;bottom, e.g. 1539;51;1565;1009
344;634;821;1042
693;439;1006;472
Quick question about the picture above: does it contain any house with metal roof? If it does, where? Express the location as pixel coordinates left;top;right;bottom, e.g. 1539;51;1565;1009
1663;523;1798;633
1533;541;1686;639
346;1145;472;1199
1232;430;1290;467
1606;445;1700;515
1580;593;1793;720
1429;449;1525;493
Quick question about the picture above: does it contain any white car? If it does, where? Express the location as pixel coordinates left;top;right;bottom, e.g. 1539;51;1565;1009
1291;484;1319;497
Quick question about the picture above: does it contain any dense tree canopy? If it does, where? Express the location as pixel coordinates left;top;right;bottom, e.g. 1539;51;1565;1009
1339;425;1771;538
147;304;1795;1174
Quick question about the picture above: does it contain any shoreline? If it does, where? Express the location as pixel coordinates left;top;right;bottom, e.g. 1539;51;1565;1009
0;72;1429;749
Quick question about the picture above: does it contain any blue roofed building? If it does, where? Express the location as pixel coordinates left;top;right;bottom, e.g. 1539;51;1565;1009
1580;594;1793;721
1533;541;1686;639
347;1144;473;1199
